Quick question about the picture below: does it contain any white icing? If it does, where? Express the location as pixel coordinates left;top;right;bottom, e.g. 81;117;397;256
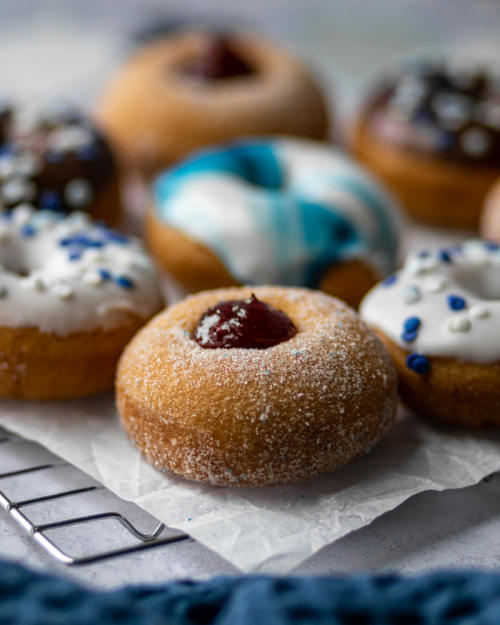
0;206;162;335
360;240;500;363
154;138;400;287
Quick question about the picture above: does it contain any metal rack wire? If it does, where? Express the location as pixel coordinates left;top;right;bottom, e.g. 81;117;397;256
0;428;189;565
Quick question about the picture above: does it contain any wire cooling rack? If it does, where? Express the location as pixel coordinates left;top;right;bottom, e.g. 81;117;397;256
0;427;189;565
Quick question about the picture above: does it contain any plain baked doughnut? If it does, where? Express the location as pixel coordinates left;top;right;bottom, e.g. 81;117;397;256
96;31;330;177
116;286;397;486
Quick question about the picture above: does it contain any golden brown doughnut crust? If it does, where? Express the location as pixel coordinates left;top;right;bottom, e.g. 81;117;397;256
0;314;155;400
145;209;380;308
96;31;330;177
352;117;500;230
374;331;500;427
481;178;500;241
116;286;397;486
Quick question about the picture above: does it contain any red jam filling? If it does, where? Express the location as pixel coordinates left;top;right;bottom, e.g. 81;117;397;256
193;294;297;349
182;35;254;80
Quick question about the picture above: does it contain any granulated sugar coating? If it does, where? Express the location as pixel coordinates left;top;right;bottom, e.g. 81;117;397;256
116;286;398;486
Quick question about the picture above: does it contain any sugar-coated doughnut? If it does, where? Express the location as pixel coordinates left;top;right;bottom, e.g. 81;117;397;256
353;60;500;229
147;138;400;308
0;103;122;225
0;206;162;399
116;286;397;487
96;31;330;177
360;240;500;426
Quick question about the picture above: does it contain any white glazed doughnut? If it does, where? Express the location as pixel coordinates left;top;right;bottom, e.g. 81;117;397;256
360;240;500;426
147;138;400;306
0;205;162;399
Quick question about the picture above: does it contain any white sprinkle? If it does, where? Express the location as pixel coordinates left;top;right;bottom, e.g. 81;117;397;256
48;125;94;152
85;250;105;264
460;127;492;157
0;155;15;179
2;178;34;204
65;210;91;227
469;305;489;320
15;152;42;177
431;92;470;131
20;275;45;292
447;316;472;333
406;257;439;276
64;178;93;209
12;203;34;225
51;283;73;299
403;285;421;304
425;277;447;293
82;270;103;286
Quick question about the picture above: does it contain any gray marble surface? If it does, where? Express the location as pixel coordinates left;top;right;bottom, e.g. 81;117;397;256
1;0;500;588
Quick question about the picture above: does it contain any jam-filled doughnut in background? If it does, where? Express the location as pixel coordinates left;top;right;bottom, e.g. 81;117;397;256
0;103;122;225
147;137;401;308
96;30;330;178
117;286;397;486
360;240;500;427
353;60;500;229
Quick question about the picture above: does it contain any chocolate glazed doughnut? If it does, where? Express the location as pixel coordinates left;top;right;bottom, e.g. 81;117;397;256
116;286;397;486
0;104;122;225
96;31;330;177
353;61;500;229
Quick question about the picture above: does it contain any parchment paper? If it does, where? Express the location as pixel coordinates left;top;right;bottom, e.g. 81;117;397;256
0;396;498;573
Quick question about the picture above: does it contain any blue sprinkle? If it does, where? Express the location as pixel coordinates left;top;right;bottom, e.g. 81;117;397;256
447;294;466;311
406;353;430;375
418;250;430;258
485;240;499;251
77;145;99;161
187;517;192;522
59;237;73;247
401;330;418;343
85;239;105;248
403;316;421;332
382;274;397;287
1;210;13;221
115;275;134;290
437;250;452;263
105;231;129;245
21;224;36;238
40;190;61;210
68;251;82;261
99;269;112;281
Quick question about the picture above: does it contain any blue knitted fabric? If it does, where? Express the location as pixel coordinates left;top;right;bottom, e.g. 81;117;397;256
1;557;500;624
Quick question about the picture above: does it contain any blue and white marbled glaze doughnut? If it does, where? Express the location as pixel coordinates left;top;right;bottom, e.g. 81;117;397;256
149;138;400;298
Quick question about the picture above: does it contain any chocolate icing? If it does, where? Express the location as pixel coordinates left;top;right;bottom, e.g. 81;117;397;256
366;61;500;165
0;104;116;214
